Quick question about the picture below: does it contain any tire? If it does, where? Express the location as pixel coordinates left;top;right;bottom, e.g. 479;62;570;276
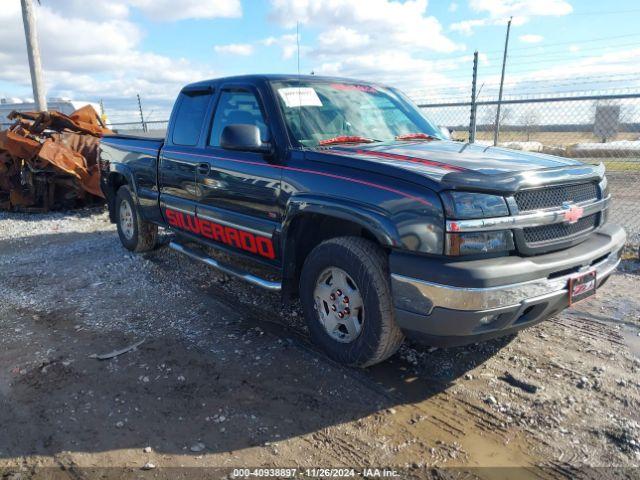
300;236;404;367
115;186;157;252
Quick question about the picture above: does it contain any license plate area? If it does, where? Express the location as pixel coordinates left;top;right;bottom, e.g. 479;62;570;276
568;270;597;305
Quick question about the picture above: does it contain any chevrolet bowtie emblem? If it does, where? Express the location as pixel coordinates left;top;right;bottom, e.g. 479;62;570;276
562;202;584;224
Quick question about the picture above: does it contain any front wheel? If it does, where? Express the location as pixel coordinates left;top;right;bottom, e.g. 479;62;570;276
300;237;404;367
115;186;157;252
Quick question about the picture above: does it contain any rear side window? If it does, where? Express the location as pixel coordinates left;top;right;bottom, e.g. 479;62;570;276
172;91;211;146
209;90;268;147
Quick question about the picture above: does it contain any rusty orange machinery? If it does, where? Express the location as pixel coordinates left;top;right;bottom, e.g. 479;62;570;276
0;105;111;212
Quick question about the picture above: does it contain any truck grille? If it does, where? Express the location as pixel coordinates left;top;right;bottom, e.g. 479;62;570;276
514;182;601;253
523;213;599;245
515;183;598;212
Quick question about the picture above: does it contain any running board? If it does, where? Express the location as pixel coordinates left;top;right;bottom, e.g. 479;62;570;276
168;241;282;292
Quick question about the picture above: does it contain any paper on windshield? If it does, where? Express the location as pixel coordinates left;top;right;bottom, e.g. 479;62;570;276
278;87;323;108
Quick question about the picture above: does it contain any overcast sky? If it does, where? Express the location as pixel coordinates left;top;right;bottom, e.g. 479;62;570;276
1;0;639;121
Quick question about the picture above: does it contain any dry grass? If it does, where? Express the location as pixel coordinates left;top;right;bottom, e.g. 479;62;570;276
453;131;639;146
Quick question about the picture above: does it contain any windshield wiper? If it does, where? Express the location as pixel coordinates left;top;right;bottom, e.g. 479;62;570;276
395;133;438;141
318;135;378;146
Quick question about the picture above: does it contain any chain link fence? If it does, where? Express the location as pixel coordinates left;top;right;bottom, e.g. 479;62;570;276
1;119;169;134
110;120;168;136
418;92;640;246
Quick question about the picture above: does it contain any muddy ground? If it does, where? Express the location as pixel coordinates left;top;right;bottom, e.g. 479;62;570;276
0;209;639;479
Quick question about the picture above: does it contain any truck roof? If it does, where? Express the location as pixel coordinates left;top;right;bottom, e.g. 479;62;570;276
182;74;386;91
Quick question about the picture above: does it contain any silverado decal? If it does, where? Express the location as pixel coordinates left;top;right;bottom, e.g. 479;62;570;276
165;208;276;260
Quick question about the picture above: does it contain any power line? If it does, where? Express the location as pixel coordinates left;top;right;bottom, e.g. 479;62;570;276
427;83;640;98
413;54;631;81
485;32;640;53
408;74;640;93
493;59;640;75
417;33;640;64
478;55;640;72
569;8;640;16
488;41;640;60
422;55;640;81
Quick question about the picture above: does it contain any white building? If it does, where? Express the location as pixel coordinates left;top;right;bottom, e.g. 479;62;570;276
0;98;102;126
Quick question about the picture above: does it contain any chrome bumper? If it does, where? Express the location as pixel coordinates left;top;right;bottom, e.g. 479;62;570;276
391;249;621;313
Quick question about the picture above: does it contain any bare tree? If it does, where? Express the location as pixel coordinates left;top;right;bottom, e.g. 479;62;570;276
481;106;512;137
520;108;540;141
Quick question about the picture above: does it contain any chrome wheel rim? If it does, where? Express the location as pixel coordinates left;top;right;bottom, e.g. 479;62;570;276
313;267;364;343
119;199;134;240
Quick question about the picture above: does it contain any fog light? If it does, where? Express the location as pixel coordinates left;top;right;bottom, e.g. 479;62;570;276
479;314;499;325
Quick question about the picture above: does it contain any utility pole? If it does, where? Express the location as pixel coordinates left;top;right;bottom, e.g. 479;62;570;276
20;0;47;111
469;51;478;143
493;16;512;146
137;94;147;132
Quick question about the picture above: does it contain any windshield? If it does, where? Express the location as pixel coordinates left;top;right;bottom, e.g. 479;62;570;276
271;80;442;147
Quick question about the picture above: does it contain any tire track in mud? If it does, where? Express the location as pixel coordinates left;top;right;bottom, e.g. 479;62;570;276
306;430;373;466
549;315;626;347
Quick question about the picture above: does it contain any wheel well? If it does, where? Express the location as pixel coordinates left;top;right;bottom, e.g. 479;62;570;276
283;213;385;300
106;173;129;223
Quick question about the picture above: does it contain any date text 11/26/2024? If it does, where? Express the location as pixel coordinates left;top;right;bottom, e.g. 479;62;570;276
232;468;400;478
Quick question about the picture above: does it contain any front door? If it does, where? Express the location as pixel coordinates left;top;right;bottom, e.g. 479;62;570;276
159;89;213;220
195;86;282;264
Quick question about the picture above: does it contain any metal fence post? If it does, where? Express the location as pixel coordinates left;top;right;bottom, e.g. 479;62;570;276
493;17;512;146
469;51;478;143
137;94;147;133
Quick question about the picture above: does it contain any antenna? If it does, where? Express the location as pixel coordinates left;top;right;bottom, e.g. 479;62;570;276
296;20;304;151
296;21;301;77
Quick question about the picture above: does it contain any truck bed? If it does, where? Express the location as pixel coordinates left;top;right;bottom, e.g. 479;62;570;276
102;133;164;143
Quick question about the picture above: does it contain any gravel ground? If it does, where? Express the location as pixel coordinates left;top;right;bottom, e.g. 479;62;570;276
0;208;639;479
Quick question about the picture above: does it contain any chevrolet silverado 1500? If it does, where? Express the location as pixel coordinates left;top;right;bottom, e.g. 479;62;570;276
99;75;626;367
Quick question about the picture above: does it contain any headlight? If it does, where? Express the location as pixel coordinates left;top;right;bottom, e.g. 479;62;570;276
441;191;509;219
599;176;609;198
446;231;514;256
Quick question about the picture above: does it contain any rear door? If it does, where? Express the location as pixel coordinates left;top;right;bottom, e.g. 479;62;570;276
159;87;213;224
195;84;282;264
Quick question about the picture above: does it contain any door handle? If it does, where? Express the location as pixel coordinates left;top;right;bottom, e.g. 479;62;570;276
197;162;210;175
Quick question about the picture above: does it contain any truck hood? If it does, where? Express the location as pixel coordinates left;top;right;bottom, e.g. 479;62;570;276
317;140;604;194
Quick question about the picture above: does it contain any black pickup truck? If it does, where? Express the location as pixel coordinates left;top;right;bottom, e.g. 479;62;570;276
99;74;626;367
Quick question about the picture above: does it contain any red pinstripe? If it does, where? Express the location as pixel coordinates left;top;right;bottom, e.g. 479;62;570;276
353;149;466;172
103;141;433;206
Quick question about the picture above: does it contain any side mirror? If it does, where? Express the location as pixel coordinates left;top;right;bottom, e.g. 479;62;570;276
439;126;452;140
220;124;272;153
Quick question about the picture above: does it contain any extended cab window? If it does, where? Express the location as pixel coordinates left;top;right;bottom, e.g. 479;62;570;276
172;91;211;146
209;90;268;147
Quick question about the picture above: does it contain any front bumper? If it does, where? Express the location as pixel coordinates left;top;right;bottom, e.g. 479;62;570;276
390;224;626;346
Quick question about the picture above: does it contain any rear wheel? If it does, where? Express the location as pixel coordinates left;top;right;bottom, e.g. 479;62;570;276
300;237;404;367
115;186;157;252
